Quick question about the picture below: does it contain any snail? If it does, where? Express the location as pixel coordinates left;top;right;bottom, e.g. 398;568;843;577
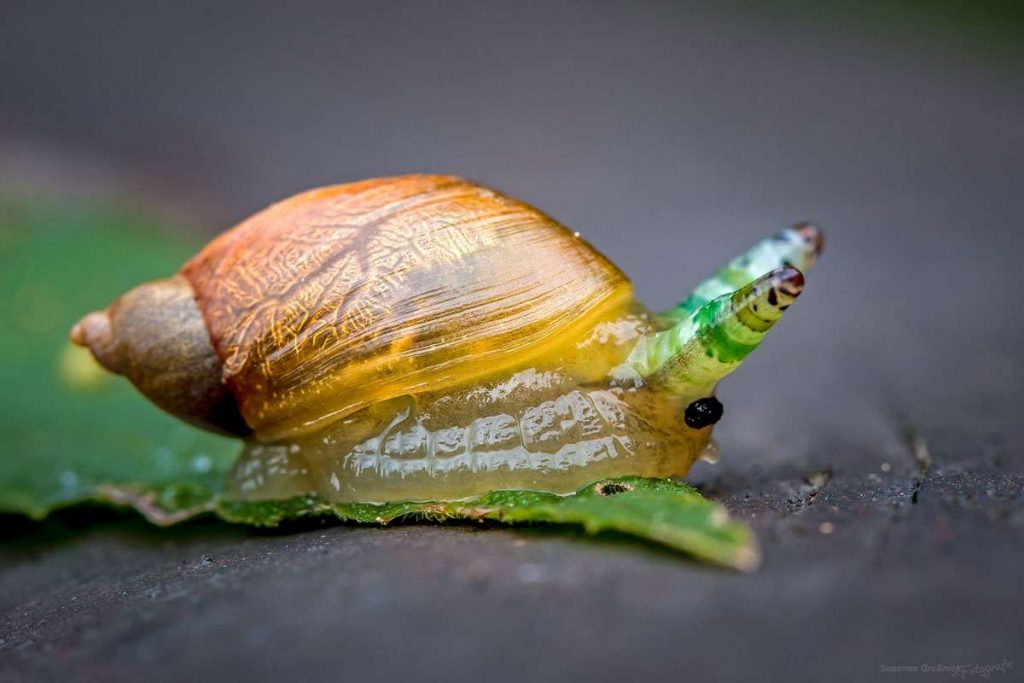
70;175;822;503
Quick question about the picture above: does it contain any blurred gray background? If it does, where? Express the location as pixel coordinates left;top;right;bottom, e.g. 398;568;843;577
1;1;1022;681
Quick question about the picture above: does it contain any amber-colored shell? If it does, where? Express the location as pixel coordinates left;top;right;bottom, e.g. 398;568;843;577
182;175;632;439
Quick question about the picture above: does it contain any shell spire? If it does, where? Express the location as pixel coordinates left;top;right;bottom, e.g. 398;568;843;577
627;266;805;394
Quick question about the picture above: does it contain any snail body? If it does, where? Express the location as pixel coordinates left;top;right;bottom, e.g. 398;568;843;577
72;175;822;503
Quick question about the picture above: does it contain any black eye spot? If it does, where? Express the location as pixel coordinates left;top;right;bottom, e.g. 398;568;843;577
684;397;724;429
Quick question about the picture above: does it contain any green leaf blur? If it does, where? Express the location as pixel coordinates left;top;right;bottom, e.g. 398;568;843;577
0;198;237;517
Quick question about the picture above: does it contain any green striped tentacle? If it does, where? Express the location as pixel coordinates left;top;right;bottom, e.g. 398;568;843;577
662;223;823;325
628;266;805;395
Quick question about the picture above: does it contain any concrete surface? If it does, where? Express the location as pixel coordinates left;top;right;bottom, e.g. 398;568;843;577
1;2;1022;681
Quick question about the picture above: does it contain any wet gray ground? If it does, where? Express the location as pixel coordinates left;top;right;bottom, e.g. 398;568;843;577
2;2;1022;681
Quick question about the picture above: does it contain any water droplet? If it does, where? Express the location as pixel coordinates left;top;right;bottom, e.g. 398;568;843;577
699;440;721;464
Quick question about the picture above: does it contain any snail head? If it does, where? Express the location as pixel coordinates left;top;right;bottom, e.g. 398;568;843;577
626;223;823;412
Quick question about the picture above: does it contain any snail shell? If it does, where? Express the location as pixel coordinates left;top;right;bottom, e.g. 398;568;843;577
182;175;631;440
72;175;822;502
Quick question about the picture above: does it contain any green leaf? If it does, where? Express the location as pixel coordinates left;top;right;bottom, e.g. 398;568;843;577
0;198;758;570
0;197;237;517
96;476;760;571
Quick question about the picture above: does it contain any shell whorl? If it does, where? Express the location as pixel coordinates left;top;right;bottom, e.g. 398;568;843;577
182;175;632;440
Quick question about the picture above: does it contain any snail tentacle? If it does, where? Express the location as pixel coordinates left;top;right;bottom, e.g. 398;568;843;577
627;266;805;395
662;223;823;324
